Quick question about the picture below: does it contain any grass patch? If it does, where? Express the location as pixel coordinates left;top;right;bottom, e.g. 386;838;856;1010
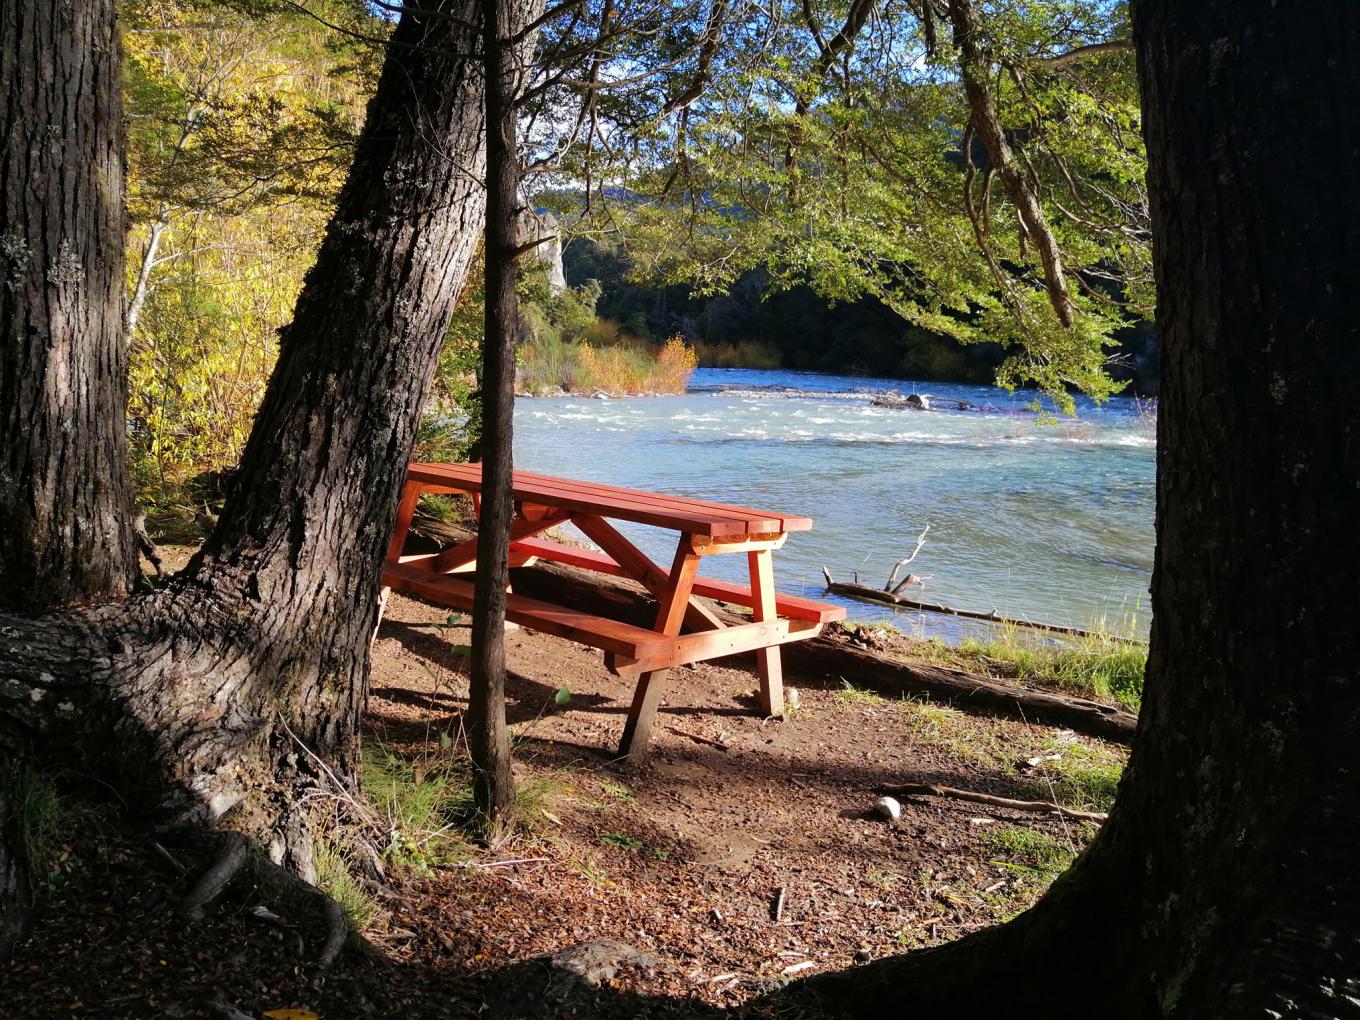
10;765;62;877
361;744;475;873
1021;736;1125;812
982;825;1080;878
360;742;568;869
902;625;1147;711
313;840;380;935
898;697;1011;767
832;679;886;709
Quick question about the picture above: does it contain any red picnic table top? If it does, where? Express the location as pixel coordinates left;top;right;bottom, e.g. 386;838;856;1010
405;462;813;538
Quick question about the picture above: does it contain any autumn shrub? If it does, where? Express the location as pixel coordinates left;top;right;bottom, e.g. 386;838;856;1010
128;207;326;515
519;334;698;396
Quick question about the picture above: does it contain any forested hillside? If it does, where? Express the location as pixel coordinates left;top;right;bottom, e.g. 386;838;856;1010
564;236;1158;390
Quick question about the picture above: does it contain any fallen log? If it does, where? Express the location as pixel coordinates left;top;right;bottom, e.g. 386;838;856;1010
823;582;1140;643
403;515;1137;744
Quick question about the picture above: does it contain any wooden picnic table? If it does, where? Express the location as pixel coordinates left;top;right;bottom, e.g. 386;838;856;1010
382;462;845;757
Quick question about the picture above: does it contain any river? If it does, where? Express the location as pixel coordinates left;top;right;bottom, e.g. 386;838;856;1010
515;367;1155;641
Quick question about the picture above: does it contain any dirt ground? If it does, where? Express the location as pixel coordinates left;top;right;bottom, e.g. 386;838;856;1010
1;575;1128;1019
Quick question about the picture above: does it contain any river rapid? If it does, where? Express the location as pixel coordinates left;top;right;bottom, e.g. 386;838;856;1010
515;367;1155;642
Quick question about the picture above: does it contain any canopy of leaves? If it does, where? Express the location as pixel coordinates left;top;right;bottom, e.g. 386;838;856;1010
536;0;1149;407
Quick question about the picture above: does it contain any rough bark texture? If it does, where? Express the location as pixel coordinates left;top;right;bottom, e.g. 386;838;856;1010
782;2;1360;1017
469;0;527;831
0;0;488;879
0;0;135;611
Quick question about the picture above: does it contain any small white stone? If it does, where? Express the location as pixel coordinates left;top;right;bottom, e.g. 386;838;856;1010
874;795;902;821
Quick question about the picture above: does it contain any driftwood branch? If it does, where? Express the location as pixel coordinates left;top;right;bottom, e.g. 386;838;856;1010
875;782;1108;823
883;525;929;592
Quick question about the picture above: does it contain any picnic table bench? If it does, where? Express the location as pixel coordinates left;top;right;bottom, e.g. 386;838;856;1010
382;462;845;757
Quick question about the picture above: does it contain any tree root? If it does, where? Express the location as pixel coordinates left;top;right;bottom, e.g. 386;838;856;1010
203;999;256;1020
876;782;1108;822
181;828;350;967
250;843;353;969
317;895;347;969
182;832;249;920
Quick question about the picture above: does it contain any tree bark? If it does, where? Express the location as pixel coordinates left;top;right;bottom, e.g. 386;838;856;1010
1;0;489;889
782;1;1360;1015
469;0;525;834
0;0;135;612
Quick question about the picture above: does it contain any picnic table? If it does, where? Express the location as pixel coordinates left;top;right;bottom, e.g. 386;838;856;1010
382;462;845;757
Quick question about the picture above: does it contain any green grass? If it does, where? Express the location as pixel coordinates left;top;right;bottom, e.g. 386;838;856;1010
920;624;1146;711
360;742;568;868
601;831;644;851
313;840;380;934
832;678;887;708
982;825;1082;878
1019;735;1126;812
10;765;63;879
361;743;475;872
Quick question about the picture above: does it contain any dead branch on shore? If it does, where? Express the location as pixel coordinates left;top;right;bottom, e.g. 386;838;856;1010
823;524;931;598
876;782;1108;823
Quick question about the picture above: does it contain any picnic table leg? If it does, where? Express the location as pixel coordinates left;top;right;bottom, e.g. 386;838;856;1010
619;537;701;759
375;481;424;643
747;549;785;716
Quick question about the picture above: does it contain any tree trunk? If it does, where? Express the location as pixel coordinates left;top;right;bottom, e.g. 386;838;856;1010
468;0;525;834
0;0;135;612
783;2;1360;1016
1;0;488;894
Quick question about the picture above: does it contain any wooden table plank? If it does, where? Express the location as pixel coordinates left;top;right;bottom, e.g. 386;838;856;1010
407;462;811;535
407;463;761;536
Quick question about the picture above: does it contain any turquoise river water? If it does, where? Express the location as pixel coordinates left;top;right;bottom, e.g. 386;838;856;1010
514;367;1155;641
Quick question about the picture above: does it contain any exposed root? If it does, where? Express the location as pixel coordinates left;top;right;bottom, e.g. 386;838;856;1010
250;844;355;968
203;999;256;1020
182;832;249;920
317;895;347;969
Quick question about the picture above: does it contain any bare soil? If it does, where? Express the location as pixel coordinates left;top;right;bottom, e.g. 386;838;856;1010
1;572;1128;1018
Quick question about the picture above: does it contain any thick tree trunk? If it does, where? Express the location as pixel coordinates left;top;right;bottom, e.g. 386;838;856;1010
784;2;1360;1017
468;0;524;832
1;0;489;891
0;0;135;611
